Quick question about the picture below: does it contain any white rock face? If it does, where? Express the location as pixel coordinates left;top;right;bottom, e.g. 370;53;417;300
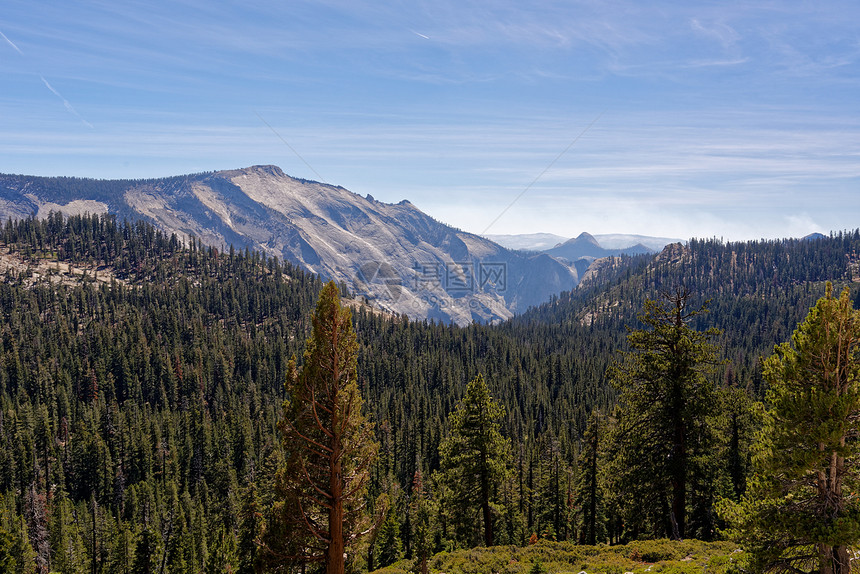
222;167;582;324
0;166;581;325
35;200;109;219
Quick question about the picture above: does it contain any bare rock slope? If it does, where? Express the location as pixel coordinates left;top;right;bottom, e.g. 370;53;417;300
0;166;579;325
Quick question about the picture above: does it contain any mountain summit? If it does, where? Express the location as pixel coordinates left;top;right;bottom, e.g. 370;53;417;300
0;166;580;324
545;231;652;261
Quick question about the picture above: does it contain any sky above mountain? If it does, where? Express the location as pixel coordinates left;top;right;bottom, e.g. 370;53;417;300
2;1;859;241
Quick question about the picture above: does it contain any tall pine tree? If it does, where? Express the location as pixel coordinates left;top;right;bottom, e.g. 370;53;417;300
439;374;510;547
261;281;380;574
409;471;434;574
720;284;860;574
574;411;606;545
606;288;721;540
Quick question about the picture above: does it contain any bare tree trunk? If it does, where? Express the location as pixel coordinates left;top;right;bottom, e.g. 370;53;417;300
587;424;599;545
481;474;494;547
670;420;686;540
819;544;851;574
328;321;345;574
833;546;850;574
481;444;494;547
328;439;345;574
818;446;848;574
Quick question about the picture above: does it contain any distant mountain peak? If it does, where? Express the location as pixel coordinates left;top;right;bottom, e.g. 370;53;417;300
487;232;681;254
545;231;651;261
570;232;600;246
802;232;826;241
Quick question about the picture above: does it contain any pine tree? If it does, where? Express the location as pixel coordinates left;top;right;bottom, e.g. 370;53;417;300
236;478;261;574
375;507;403;567
8;514;37;574
261;281;380;574
439;374;510;547
722;385;757;502
720;284;860;574
205;527;238;574
606;288;721;539
131;526;160;574
574;411;606;545
0;524;14;573
409;471;434;574
24;484;49;574
49;492;86;574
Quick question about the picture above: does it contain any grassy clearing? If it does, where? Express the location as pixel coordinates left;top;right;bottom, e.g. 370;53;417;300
373;539;742;574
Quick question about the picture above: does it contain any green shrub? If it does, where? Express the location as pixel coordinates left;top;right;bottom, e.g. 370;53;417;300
371;538;737;574
624;539;684;563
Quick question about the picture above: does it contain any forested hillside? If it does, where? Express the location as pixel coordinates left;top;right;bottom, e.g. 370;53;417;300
0;214;858;572
523;234;860;389
0;214;324;573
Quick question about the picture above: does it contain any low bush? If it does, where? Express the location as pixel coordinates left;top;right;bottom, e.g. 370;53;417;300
370;539;742;574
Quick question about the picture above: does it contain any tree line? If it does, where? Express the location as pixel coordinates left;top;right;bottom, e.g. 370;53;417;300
275;280;860;574
0;214;857;572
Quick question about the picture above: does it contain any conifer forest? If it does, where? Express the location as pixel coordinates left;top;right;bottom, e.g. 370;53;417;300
0;213;859;574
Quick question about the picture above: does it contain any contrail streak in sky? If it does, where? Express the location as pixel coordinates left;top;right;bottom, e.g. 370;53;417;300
0;29;24;54
1;28;93;128
41;76;94;128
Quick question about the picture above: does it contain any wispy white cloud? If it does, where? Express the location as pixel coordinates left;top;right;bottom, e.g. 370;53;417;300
3;0;860;241
690;18;740;49
682;57;749;68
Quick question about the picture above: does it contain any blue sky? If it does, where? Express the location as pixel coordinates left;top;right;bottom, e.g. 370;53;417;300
2;1;859;241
